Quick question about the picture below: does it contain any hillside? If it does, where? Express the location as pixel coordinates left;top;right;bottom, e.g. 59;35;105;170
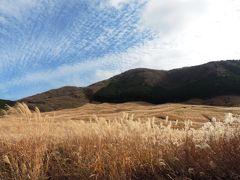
21;86;92;112
21;60;240;111
94;60;240;104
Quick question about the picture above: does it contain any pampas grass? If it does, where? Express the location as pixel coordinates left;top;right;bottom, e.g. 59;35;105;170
0;103;239;179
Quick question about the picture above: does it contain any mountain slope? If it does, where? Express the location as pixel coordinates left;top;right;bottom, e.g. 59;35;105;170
21;86;93;111
21;60;240;111
94;60;240;103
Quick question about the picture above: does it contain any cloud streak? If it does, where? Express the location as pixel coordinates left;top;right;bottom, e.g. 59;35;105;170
0;0;37;19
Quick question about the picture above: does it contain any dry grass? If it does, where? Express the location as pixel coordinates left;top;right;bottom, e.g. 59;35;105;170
0;103;239;180
43;102;240;124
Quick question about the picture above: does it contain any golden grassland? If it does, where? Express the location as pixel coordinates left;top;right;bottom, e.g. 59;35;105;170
0;103;239;179
44;102;240;125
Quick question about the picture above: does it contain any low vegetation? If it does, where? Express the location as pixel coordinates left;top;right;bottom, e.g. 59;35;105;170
0;103;239;179
0;100;15;113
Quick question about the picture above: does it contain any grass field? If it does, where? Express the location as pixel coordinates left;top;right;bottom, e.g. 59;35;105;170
0;103;239;179
44;102;240;124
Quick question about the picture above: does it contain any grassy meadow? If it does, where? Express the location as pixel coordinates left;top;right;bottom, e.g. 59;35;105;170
0;103;239;179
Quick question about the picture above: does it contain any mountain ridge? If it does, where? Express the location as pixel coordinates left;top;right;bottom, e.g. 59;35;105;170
19;60;240;111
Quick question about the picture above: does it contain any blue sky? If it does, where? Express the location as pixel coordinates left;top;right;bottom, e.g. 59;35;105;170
0;0;240;100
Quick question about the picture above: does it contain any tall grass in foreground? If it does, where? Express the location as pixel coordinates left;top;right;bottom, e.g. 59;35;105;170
0;103;239;180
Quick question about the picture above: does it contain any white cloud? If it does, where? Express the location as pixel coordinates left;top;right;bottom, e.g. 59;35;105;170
0;55;122;91
0;0;37;19
95;69;120;80
0;61;100;89
94;0;240;73
176;0;240;60
105;0;148;9
107;0;130;8
106;0;207;34
104;0;240;70
141;0;207;34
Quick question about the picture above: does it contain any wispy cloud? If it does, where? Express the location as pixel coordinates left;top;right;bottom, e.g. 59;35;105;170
0;0;154;99
106;0;139;8
0;0;37;19
0;55;123;99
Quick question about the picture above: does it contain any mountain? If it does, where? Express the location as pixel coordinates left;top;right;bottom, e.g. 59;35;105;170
94;60;240;103
21;60;240;111
21;87;92;112
20;78;112;111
